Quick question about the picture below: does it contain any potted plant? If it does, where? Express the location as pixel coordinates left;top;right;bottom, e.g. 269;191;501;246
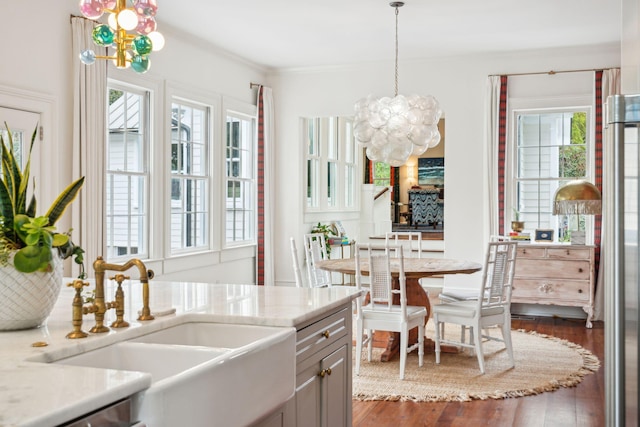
0;124;85;330
511;208;525;232
310;222;337;256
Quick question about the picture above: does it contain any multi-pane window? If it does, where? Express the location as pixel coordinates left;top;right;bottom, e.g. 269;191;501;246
225;112;255;243
304;117;357;210
106;86;149;259
513;109;590;241
170;100;209;253
343;118;356;207
306;118;320;208
372;162;391;187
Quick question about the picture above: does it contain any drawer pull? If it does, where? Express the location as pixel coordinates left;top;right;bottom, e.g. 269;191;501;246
538;283;552;293
567;249;571;255
578;268;583;273
318;368;332;377
578;289;583;293
322;330;330;339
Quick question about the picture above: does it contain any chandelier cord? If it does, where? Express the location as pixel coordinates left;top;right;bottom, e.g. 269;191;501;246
394;5;399;97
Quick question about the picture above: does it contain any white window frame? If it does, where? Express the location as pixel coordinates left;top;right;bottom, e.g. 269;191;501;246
105;82;151;261
303;116;359;214
168;95;212;255
507;95;595;242
223;98;257;247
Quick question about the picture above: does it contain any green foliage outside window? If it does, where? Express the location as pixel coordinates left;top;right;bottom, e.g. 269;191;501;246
559;112;587;178
373;162;391;186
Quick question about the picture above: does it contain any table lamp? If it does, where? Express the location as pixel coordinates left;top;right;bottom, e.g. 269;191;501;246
552;180;601;244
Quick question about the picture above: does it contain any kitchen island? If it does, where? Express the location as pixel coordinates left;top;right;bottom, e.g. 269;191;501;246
0;280;360;427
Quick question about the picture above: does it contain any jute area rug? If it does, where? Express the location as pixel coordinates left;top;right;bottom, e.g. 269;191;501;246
352;324;600;402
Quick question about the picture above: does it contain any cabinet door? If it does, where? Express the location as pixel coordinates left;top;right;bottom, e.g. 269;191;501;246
295;344;349;427
321;344;349;427
295;360;322;427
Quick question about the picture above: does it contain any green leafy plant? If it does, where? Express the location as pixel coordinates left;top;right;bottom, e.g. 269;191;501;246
0;123;85;275
310;222;336;256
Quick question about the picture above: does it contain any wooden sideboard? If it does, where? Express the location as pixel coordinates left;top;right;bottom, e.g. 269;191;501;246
511;243;595;327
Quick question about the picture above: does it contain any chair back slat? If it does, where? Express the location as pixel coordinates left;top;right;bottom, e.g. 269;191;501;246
385;231;422;258
479;241;518;309
290;237;304;287
355;243;406;314
303;233;332;288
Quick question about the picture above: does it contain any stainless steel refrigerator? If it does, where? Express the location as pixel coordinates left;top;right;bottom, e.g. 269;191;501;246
607;94;640;426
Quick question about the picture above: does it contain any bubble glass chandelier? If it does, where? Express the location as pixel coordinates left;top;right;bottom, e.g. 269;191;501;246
354;2;442;167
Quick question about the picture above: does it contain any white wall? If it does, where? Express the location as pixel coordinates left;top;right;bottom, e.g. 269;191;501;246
0;1;622;287
270;45;620;287
0;1;267;284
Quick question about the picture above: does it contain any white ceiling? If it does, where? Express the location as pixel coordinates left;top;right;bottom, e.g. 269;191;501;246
157;0;622;70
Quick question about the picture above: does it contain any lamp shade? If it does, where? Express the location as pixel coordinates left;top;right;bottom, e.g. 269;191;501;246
552;180;602;215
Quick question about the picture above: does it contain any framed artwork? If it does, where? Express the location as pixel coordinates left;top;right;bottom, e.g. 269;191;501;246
418;157;444;186
534;229;554;242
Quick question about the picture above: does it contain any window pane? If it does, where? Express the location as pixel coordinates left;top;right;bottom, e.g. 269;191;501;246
170;100;209;252
107;85;148;259
326;117;337;160
514;109;589;235
307;118;318;156
307;159;319;207
327;161;337;206
345;165;354;207
343;119;354;163
373;162;391;187
225;112;256;243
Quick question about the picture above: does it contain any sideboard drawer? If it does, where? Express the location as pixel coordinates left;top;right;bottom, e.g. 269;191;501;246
547;247;591;260
512;278;591;304
515;259;591;280
516;247;546;258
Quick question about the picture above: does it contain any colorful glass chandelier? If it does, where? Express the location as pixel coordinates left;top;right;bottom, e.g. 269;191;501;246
79;0;165;73
354;2;442;167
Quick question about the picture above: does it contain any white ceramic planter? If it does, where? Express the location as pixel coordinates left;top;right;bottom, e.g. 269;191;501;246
0;254;63;330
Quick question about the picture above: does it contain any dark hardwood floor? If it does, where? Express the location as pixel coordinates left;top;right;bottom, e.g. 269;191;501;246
352;316;605;427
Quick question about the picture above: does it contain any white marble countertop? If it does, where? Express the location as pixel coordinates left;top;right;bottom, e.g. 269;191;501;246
0;280;360;427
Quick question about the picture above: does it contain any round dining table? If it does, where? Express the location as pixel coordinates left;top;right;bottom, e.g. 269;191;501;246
316;257;482;362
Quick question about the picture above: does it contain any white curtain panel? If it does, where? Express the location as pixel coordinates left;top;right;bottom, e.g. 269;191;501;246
485;76;501;239
594;68;621;321
260;86;275;286
71;16;107;279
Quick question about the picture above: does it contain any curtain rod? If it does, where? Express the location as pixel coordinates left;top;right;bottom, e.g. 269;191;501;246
489;67;617;77
249;82;262;88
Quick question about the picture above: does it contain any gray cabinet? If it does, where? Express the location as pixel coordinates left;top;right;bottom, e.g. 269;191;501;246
294;305;352;427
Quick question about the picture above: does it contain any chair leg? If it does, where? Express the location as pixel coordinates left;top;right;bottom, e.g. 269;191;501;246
501;321;515;369
367;329;374;362
434;314;441;365
472;326;485;374
418;322;424;367
355;319;363;375
468;326;475;355
399;325;408;380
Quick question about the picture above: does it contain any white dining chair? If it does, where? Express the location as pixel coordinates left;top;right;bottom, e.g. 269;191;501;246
385;231;423;258
438;235;511;303
290;237;304;287
354;243;427;380
432;241;518;374
303;233;332;288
